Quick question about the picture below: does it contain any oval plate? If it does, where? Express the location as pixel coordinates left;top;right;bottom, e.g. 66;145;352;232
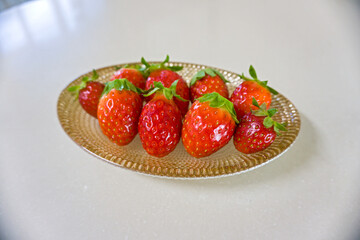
57;62;301;179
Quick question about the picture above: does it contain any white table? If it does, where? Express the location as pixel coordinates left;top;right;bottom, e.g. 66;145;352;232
1;0;359;239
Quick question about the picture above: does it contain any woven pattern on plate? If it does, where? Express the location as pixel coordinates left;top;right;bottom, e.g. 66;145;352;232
57;62;301;178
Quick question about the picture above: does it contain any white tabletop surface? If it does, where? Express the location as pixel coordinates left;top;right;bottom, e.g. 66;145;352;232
1;0;360;239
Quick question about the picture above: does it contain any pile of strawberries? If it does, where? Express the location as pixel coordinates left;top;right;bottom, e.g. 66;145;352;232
68;56;287;158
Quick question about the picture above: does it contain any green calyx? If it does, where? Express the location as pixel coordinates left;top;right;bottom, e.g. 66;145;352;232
141;55;183;76
190;68;229;86
143;80;187;102
101;78;143;97
251;98;287;134
68;69;99;98
239;65;278;95
114;64;147;78
196;92;239;124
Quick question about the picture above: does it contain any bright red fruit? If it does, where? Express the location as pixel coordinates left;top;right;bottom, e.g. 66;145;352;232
110;66;146;90
182;92;238;158
138;81;183;157
142;55;190;117
233;98;287;154
230;65;278;119
234;113;275;154
97;79;143;146
68;69;105;118
190;68;229;102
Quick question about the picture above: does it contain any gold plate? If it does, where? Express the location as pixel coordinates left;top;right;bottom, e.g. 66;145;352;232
57;62;301;179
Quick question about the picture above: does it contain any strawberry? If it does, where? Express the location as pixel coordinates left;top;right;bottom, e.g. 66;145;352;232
68;69;105;118
190;68;229;102
138;81;184;157
110;64;146;90
142;55;190;117
182;92;238;158
230;65;278;119
97;79;143;146
233;98;287;154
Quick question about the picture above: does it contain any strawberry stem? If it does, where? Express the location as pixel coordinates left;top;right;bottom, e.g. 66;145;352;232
143;81;187;102
68;69;99;99
190;68;229;86
141;55;183;76
101;78;143;97
114;64;147;78
239;65;278;95
196;92;239;124
251;98;287;134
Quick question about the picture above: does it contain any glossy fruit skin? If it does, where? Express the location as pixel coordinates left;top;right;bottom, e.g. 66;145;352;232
110;68;146;90
138;94;182;157
182;101;236;158
145;69;190;117
97;89;142;146
233;113;276;154
230;81;271;119
190;75;229;102
78;81;105;118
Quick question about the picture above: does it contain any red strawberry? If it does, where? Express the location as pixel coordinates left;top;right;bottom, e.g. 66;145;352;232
230;65;278;119
110;65;146;90
68;69;105;118
190;68;229;102
142;55;190;117
97;79;143;146
138;81;184;157
182;92;238;158
234;98;287;154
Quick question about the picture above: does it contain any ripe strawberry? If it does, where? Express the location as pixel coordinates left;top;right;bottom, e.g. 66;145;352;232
234;98;287;154
138;81;184;157
190;68;229;102
110;64;146;90
68;69;105;118
230;65;278;119
97;79;143;146
182;92;238;158
142;55;190;117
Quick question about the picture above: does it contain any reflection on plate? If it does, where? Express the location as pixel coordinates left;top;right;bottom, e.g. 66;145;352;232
57;62;301;179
